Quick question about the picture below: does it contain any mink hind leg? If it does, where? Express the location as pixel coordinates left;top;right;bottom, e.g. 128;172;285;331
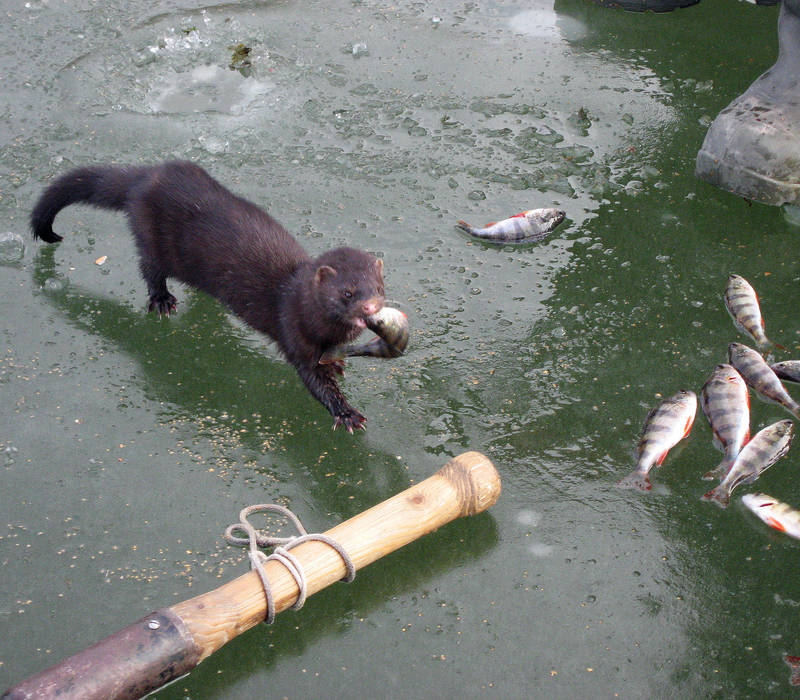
142;263;177;315
127;209;177;316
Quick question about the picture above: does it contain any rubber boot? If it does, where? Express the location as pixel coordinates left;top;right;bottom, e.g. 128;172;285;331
696;0;800;206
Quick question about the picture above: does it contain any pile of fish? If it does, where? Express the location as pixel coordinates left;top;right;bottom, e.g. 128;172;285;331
618;274;800;538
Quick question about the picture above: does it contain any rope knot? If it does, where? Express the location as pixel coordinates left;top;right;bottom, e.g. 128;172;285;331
224;504;355;624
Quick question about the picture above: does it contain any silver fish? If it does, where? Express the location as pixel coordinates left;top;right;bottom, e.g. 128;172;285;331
617;390;697;492
700;364;750;481
456;208;565;242
742;492;800;540
728;343;800;419
724;274;777;352
701;419;794;508
320;306;409;366
772;360;800;384
784;654;800;687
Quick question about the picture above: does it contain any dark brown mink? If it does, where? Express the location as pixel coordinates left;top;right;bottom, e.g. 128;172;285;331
30;160;385;432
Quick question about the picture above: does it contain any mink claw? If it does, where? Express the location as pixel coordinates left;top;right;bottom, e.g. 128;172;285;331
333;411;366;433
148;294;178;316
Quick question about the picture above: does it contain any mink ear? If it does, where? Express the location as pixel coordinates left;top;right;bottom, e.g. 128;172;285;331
374;258;384;276
314;265;337;285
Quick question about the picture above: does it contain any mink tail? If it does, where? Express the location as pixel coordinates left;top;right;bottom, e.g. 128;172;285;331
30;164;149;243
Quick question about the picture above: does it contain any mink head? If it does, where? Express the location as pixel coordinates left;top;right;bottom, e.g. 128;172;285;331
310;247;385;342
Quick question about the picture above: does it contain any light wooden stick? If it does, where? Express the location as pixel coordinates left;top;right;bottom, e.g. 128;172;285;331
3;451;500;700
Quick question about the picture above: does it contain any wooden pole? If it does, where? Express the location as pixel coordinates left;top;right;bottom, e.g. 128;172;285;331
3;451;500;700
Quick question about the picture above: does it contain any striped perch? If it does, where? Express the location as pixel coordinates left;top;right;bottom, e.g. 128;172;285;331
724;274;777;352
700;364;750;481
701;419;794;508
742;492;800;539
772;360;800;384
728;343;800;419
617;390;697;492
319;306;409;366
456;208;565;242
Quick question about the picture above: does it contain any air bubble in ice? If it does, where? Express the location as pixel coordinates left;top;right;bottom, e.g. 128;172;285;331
0;232;24;265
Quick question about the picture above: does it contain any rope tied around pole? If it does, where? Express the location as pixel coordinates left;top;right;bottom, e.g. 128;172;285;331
224;504;356;624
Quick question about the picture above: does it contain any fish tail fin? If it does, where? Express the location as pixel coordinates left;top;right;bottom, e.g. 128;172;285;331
701;486;731;508
701;457;733;481
616;470;652;492
456;220;473;233
757;338;785;354
756;323;785;352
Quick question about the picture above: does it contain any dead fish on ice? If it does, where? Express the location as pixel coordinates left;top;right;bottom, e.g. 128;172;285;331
617;390;697;492
742;492;800;539
700;364;750;481
728;343;800;419
701;419;794;508
456;208;565;242
772;360;800;384
784;654;800;687
320;306;409;367
724;274;781;352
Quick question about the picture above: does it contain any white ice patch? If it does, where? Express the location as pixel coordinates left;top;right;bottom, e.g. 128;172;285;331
507;7;587;42
515;509;542;527
148;64;274;115
528;542;554;557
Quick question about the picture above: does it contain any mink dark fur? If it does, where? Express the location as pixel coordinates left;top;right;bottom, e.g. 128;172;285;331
30;160;385;431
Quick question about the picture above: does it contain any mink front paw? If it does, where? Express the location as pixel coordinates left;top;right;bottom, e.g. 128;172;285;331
333;408;366;433
329;359;346;376
147;292;178;316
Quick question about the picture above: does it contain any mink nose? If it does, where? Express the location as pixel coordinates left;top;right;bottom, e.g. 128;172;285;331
362;299;382;316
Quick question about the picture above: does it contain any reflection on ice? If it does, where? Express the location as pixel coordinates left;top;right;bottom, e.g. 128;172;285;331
148;64;274;115
508;7;586;42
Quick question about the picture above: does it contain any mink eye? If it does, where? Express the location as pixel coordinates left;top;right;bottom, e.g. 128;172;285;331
342;289;353;299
